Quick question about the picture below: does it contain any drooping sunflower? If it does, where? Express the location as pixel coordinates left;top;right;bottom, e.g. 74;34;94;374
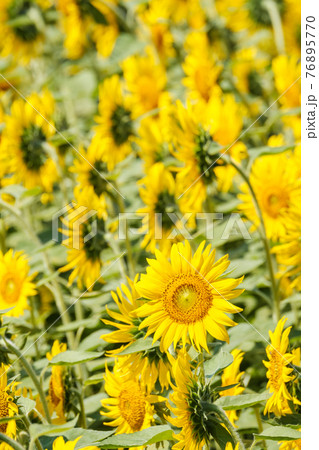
0;364;18;450
220;349;245;425
0;249;37;317
101;360;163;439
263;317;300;417
93;75;135;171
135;240;244;353
56;0;119;59
59;185;108;290
0;0;48;63
137;162;193;256
51;436;98;450
101;276;172;391
238;151;300;242
167;350;211;449
0;90;59;199
46;340;67;423
122;51;167;116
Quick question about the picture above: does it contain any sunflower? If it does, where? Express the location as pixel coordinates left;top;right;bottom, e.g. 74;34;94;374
70;141;114;201
101;359;163;439
59;185;108;290
101;276;172;391
93;75;135;171
122;51;167;116
161;0;205;28
0;0;48;63
272;206;301;292
137;162;192;256
279;434;301;450
56;0;119;59
182;34;222;103
0;249;37;317
232;47;267;97
263;317;300;416
46;340;67;423
0;90;59;198
167;350;210;449
135;240;244;353
0;364;18;450
238;152;301;241
52;436;98;450
220;349;245;425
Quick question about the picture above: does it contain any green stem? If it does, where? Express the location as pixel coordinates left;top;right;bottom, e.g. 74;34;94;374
198;352;206;386
263;0;285;54
223;157;280;322
210;403;246;450
115;186;135;278
253;407;267;449
0;433;25;450
4;337;52;424
21;415;43;450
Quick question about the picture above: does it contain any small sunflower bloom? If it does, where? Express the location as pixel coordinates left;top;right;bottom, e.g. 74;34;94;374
46;340;67;423
0;364;18;450
135;240;244;353
52;436;98;450
0;249;37;317
263;317;300;417
101;360;164;441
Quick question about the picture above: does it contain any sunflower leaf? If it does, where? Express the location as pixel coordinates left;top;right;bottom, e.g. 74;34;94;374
116;337;160;356
49;350;104;366
98;425;173;448
215;392;271;410
254;425;301;441
204;350;233;377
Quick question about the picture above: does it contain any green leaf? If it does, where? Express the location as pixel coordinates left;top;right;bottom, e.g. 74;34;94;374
84;372;104;386
204;350;233;377
215;393;271;410
228;258;265;278
116;337;160;356
29;417;78;441
17;396;36;416
248;145;295;159
99;425;173;448
254;426;301;441
0;308;14;315
208;421;234;450
109;33;145;64
49;350;104;366
214;383;239;393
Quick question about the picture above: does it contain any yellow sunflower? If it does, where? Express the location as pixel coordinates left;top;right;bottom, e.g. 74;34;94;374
59;185;108;290
238;152;300;242
93;75;135;171
122;51;167;116
101;276;172;391
167;350;208;449
137;162;192;256
46;340;67;423
56;0;119;59
51;436;98;450
135;240;244;353
263;317;300;416
101;360;163;439
0;0;48;63
0;364;18;450
0;90;59;198
161;0;205;28
279;433;301;450
220;349;245;425
0;249;37;317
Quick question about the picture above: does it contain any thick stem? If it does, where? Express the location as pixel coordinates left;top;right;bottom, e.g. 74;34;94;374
263;0;285;54
213;404;246;450
4;338;52;424
223;157;280;322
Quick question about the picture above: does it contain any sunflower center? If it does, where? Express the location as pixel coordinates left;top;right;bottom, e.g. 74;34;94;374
20;124;47;171
82;218;108;261
0;390;9;433
88;160;109;196
262;188;289;218
110;105;133;146
269;350;283;391
195;128;219;185
162;273;212;324
248;0;285;26
0;274;21;304
119;381;146;432
77;0;108;24
154;190;178;230
7;0;39;42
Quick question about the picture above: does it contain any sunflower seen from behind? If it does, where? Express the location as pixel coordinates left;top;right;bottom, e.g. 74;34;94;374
0;364;18;450
135;240;244;352
0;249;37;317
0;90;58;201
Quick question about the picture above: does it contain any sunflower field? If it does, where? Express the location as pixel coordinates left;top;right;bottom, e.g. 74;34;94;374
0;0;301;449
